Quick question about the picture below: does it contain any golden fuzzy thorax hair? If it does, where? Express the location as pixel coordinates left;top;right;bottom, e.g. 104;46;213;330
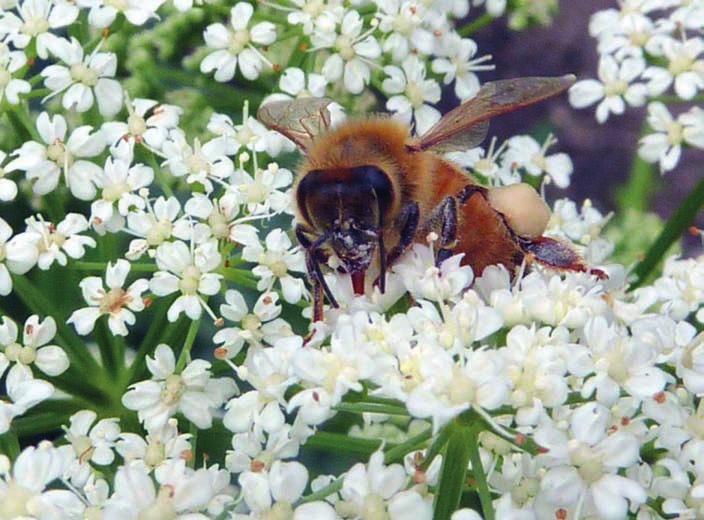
297;118;432;221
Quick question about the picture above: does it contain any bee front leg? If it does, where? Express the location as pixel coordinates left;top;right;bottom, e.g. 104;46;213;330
375;201;419;290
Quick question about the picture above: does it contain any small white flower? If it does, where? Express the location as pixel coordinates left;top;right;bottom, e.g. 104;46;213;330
68;259;149;336
150;240;223;322
0;43;30;104
242;229;306;304
0;217;38;295
116;418;192;469
65;410;120;465
0;314;69;377
0;0;79;58
316;10;382;94
0;151;19;201
91;156;154;231
232;162;293;215
102;97;182;152
569;55;647;123
0;442;82;516
642;36;704;100
122;343;237;431
76;0;163;28
638;102;704;173
0;364;55;434
214;290;292;358
432;34;494;101
162;131;233;193
383;55;441;135
200;2;276;82
376;0;433;61
263;67;328;104
41;36;123;116
125;196;183;259
104;459;229;517
502;134;573;188
6;112;105;200
24;213;96;269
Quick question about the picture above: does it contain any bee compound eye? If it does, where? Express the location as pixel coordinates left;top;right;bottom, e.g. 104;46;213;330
350;165;394;216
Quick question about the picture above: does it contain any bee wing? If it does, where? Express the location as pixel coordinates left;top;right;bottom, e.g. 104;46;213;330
257;97;334;151
416;75;576;153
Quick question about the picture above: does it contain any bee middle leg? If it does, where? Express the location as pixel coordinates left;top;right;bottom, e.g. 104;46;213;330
425;196;458;266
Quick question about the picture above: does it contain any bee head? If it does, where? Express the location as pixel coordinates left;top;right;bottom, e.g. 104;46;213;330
297;165;394;294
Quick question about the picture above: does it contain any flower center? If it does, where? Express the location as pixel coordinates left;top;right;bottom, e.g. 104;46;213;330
405;82;425;108
71;434;95;464
569;441;604;484
669;54;695;76
241;313;262;332
160;374;185;406
208;212;230;239
302;0;324;16
70;63;99;87
667;121;684;145
0;481;34;519
603;79;628;97
146;219;173;246
100;288;131;314
102;181;130;202
179;265;201;295
138;485;177;520
105;0;128;10
448;371;476;404
229;29;251;55
144;440;166;468
335;35;356;61
260;251;288;277
5;343;36;366
362;494;388;520
21;17;49;36
186;152;210;175
46;141;73;168
128;113;148;136
262;501;293;520
240;180;268;204
629;31;649;47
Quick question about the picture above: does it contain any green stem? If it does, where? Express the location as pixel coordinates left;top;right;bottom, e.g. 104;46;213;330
175;319;201;372
651;94;704;104
148;150;174;198
220;267;261;291
127;297;184;384
297;477;343;505
5;103;39;141
433;423;473;520
468;426;495;520
384;427;433;464
304;431;384;456
616;118;657;212
334;402;409;417
630;176;704;289
458;13;494;37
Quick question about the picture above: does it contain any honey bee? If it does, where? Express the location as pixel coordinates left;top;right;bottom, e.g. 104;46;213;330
257;75;605;322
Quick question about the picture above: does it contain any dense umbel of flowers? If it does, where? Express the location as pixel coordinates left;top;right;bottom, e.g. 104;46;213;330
0;0;702;518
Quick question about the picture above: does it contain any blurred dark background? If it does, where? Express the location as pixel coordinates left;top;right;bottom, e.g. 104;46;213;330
466;0;704;254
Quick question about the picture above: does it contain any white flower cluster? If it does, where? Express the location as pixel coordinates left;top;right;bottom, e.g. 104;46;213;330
1;0;703;519
570;0;704;173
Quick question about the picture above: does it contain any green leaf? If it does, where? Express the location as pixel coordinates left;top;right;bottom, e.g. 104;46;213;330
631;176;704;289
0;431;20;460
433;424;472;520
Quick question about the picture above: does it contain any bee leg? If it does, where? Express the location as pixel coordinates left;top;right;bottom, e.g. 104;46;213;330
518;236;608;280
298;226;340;322
457;184;489;204
427;196;458;266
375;201;420;289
